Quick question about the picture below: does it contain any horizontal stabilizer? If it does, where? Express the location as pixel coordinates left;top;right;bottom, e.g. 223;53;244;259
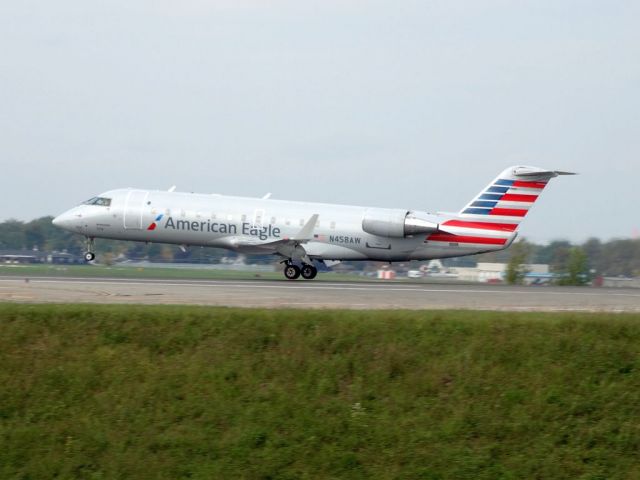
512;167;577;178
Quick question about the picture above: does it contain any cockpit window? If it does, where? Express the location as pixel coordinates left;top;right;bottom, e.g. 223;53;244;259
83;197;112;207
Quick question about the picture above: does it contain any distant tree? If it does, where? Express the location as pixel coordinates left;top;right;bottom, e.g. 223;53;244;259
534;240;572;272
583;237;601;261
505;240;531;285
0;220;27;249
26;216;84;254
557;247;590;285
24;222;46;250
597;239;640;277
474;242;516;264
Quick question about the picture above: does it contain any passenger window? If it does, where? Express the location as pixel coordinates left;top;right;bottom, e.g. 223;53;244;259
330;221;336;229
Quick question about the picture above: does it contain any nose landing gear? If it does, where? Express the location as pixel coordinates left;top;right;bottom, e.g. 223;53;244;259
282;261;318;280
84;237;96;262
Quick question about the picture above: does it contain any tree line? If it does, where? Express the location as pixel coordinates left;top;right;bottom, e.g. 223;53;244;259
1;216;639;276
466;237;640;278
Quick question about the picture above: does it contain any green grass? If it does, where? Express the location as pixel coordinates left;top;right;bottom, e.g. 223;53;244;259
1;305;639;479
0;264;374;282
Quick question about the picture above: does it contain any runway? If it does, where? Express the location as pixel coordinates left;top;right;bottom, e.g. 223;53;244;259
1;275;639;311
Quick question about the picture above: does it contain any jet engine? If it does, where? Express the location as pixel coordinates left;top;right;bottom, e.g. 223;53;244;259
362;208;441;238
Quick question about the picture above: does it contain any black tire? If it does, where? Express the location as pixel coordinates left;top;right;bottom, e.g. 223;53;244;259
284;265;301;280
301;264;317;280
84;252;95;262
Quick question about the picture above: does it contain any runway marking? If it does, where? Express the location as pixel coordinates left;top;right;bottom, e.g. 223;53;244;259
2;277;640;298
286;302;370;307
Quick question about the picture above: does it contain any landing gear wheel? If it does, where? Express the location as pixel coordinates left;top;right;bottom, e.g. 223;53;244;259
84;237;96;263
284;265;301;280
301;264;318;280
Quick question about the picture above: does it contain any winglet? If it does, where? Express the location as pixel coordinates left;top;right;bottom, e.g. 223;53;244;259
262;192;272;199
291;214;319;241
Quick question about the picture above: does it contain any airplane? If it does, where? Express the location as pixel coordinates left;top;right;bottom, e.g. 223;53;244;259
52;166;574;280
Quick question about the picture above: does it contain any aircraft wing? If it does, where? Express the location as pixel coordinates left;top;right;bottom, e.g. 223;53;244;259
223;214;319;263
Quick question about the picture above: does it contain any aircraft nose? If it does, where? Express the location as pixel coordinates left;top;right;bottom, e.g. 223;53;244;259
52;210;80;230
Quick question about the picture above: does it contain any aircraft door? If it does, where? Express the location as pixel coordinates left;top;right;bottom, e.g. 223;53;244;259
123;190;149;229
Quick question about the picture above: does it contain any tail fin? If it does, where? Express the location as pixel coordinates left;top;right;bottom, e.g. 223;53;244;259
430;166;574;248
448;166;574;231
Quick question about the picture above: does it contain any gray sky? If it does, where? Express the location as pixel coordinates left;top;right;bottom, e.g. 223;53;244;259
1;0;638;243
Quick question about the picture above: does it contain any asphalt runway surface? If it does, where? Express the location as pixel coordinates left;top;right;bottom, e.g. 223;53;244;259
1;275;639;311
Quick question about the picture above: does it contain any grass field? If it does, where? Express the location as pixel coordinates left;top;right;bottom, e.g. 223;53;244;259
1;305;639;479
0;264;374;282
0;263;283;280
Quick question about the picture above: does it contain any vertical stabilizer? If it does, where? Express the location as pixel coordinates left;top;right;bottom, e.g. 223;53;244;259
454;166;573;231
427;166;574;249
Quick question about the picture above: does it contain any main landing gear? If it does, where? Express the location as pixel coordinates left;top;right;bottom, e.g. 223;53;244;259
84;237;96;262
301;264;318;280
283;261;317;280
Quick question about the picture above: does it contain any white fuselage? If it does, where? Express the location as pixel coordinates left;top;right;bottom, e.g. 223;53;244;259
53;188;510;262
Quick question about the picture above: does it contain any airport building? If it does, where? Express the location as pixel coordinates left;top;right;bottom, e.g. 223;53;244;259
395;261;552;284
452;262;551;284
0;249;82;265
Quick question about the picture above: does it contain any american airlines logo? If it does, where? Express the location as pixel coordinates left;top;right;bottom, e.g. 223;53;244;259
161;216;281;241
147;214;164;230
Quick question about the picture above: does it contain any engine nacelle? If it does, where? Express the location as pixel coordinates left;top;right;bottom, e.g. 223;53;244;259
362;209;441;238
404;212;440;235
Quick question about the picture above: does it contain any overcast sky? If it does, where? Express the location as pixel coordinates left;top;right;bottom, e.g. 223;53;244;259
1;1;638;242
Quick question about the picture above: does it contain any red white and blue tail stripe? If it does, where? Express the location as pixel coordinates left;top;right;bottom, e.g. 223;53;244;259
425;166;574;248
